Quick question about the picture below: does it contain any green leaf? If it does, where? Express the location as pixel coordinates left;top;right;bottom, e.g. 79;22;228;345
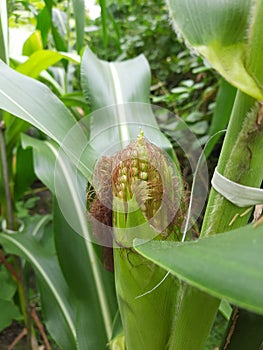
81;47;174;155
53;156;114;342
81;47;150;109
14;144;36;200
54;201;117;347
168;0;250;46
37;5;52;47
22;135;114;344
110;311;125;349
72;0;85;52
0;265;17;300
23;134;86;225
246;1;263;91
135;222;263;314
167;0;263;100
0;60;76;145
107;7;122;55
81;47;183;188
0;59;97;180
60;92;90;111
21;134;95;219
5;117;30;158
0;222;78;350
17;50;80;79
51;9;68;52
0;300;22;333
2;61;95;179
21;135;57;193
22;30;43;56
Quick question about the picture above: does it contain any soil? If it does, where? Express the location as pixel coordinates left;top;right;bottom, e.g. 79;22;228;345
0;322;27;350
0;321;61;350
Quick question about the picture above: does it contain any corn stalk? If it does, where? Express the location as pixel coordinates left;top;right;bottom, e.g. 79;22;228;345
162;1;263;348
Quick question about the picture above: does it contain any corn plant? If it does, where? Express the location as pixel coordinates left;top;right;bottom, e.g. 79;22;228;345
0;0;263;349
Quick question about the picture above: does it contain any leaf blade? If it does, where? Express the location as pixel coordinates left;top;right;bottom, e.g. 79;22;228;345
17;50;80;78
72;0;85;53
167;0;263;100
81;47;173;152
0;60;76;145
22;135;114;343
135;223;263;314
0;223;78;350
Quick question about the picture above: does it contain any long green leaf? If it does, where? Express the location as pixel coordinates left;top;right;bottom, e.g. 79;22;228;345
22;30;43;56
37;3;52;47
60;92;90;111
166;0;263;100
21;135;57;192
0;300;22;332
81;47;173;153
81;47;148;106
80;47;184;193
0;60;76;144
54;151;114;342
51;8;68;52
54;200;117;349
22;135;114;344
0;61;97;180
17;50;80;78
72;0;85;53
135;222;263;314
0;218;78;350
246;1;263;91
14;144;36;200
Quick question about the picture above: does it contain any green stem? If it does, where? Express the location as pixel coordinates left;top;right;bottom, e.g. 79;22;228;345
0;121;14;229
114;246;180;350
194;89;263;348
201;90;263;237
171;90;263;350
169;285;219;350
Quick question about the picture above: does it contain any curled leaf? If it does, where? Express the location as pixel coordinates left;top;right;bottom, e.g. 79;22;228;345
167;0;263;100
